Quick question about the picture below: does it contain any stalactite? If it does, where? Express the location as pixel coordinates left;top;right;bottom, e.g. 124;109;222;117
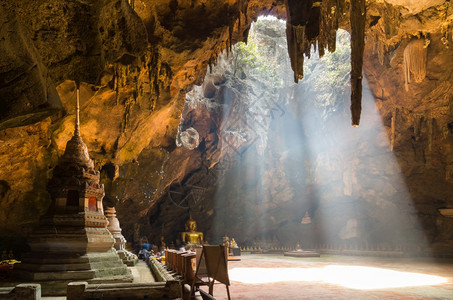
286;23;306;82
390;109;395;151
285;0;364;126
242;0;248;27
383;2;400;39
114;65;120;105
440;19;452;47
284;0;313;82
403;38;428;91
318;0;345;57
227;21;233;56
413;114;423;141
143;46;161;109
377;39;386;65
209;52;218;74
304;3;321;57
285;0;347;87
208;57;213;74
349;0;366;127
440;1;452;47
128;0;135;10
120;97;135;134
428;116;433;152
237;0;248;31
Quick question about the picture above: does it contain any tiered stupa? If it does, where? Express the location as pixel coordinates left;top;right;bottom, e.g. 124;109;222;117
15;88;132;295
105;206;137;266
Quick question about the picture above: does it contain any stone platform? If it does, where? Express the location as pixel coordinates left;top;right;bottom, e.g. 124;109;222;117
13;250;132;296
283;249;320;257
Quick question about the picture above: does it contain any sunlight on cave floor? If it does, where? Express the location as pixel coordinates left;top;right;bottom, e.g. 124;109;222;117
229;265;447;289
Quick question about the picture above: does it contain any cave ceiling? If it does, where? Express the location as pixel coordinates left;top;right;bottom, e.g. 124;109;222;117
1;0;451;129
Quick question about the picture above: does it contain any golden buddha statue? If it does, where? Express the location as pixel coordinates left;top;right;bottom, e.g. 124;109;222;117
181;217;204;247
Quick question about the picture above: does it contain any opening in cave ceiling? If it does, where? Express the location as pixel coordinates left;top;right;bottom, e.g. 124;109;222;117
162;17;427;251
284;0;366;126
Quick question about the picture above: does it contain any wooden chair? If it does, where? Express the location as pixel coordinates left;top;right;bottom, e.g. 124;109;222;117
199;289;216;300
190;245;230;300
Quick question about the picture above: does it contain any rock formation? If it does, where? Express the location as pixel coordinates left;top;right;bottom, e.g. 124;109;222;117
0;5;61;130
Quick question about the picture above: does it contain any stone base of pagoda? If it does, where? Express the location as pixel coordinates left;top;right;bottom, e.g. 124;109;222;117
14;250;132;296
28;213;114;253
117;249;138;266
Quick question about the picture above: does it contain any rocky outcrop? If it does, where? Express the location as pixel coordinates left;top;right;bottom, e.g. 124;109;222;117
385;0;447;15
0;5;61;130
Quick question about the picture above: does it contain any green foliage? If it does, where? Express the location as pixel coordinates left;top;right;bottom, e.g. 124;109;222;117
235;41;263;71
303;29;351;108
232;20;284;90
305;31;350;85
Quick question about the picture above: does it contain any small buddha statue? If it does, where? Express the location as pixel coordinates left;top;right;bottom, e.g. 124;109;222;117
160;236;166;251
181;217;203;247
223;236;230;248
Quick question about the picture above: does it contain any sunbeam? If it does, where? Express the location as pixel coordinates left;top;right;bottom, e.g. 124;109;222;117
194;16;430;255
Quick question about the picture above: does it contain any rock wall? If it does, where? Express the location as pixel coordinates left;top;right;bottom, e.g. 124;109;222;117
0;0;283;253
0;5;61;130
148;20;453;255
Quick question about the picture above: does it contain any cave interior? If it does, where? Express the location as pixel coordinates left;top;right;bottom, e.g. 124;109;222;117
0;0;453;297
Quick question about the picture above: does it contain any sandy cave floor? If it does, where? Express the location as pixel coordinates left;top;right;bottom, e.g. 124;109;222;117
25;253;453;299
196;253;453;300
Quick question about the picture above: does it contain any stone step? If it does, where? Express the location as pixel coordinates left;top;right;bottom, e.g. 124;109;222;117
124;259;137;266
14;262;91;272
88;274;134;285
90;259;126;269
21;253;91;264
85;252;124;263
32;280;70;297
22;251;123;264
0;287;15;295
94;266;131;278
14;269;96;281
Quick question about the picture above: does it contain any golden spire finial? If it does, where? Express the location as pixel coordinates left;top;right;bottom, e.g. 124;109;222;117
75;87;80;136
